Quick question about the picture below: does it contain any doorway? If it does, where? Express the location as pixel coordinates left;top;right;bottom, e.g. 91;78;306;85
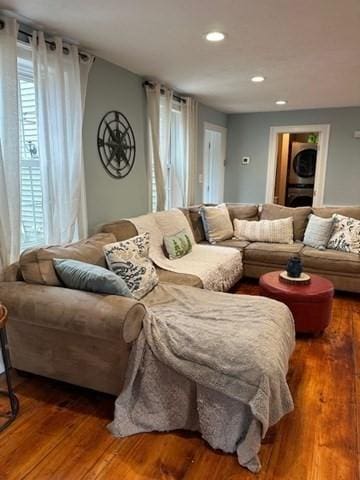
266;124;330;207
203;122;227;204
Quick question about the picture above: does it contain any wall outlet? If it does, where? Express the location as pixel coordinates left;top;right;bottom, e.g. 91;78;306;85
353;130;360;139
198;173;203;184
241;156;250;165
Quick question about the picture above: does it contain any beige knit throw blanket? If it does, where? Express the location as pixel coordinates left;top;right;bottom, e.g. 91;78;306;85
129;209;242;291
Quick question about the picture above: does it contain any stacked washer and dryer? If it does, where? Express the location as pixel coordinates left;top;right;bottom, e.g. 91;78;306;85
286;142;317;207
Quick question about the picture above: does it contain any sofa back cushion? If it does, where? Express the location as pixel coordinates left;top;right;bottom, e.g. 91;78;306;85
20;233;116;286
303;214;334;250
260;204;312;241
98;219;138;241
312;206;360;220
180;205;205;243
200;204;233;244
226;203;259;222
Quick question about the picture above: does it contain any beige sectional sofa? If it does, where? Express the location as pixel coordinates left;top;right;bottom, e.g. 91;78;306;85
0;203;359;395
99;203;360;293
178;203;360;294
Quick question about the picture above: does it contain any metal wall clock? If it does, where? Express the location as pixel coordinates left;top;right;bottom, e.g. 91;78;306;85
97;110;136;179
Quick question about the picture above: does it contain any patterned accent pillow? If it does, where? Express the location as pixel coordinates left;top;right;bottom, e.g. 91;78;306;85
163;229;192;260
234;217;294;244
200;203;233;244
327;214;360;254
303;214;334;250
103;232;158;299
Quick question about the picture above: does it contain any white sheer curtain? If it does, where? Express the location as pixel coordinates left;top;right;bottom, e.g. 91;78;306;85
145;82;198;210
145;83;172;211
31;32;92;244
0;18;20;279
183;97;198;206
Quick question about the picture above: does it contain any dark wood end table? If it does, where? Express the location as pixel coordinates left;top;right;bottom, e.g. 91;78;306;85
0;304;19;432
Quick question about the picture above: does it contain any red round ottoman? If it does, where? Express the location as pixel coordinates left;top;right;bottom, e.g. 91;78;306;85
259;271;334;335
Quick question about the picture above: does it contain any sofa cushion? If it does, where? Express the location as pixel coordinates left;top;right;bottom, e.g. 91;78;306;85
99;219;138;241
244;242;304;266
226;203;259;222
234;217;294;244
200;204;233;244
104;233;159;300
301;246;360;275
164;229;193;259
260;204;312;241
20;233;116;286
327;214;360;254
313;206;360;220
179;205;205;243
53;259;132;297
200;239;250;250
303;214;334;250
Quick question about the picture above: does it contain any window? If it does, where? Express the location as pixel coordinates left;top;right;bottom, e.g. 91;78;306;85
152;100;185;211
18;57;45;250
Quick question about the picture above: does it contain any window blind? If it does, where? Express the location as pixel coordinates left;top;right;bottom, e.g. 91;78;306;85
18;68;45;249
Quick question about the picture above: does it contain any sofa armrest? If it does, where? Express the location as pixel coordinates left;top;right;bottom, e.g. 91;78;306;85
0;281;146;343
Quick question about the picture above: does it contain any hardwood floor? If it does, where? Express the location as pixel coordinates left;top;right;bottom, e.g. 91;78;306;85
0;282;359;480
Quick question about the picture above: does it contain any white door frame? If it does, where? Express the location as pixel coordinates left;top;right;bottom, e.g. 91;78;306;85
265;124;331;207
203;122;227;202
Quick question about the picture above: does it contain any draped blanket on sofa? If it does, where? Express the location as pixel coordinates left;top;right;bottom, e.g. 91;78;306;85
109;284;295;472
129;209;243;291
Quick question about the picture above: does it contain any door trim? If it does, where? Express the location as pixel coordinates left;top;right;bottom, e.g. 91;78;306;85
265;124;331;207
203;122;227;203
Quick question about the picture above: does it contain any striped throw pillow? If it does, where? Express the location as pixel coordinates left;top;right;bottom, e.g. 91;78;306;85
234;217;294;244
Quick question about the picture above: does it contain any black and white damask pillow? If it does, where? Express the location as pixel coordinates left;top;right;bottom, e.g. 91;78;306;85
104;232;158;299
327;214;360;254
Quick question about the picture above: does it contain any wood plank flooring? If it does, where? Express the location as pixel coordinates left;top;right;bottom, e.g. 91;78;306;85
0;281;359;480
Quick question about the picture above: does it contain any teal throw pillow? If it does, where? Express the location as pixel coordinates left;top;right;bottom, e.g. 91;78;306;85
163;229;192;260
53;258;132;297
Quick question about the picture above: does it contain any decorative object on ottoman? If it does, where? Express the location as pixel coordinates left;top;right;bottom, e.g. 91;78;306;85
286;255;303;278
279;271;311;285
0;304;19;432
259;271;334;335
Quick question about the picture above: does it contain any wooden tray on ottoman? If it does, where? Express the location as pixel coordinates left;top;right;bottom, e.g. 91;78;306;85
279;271;311;285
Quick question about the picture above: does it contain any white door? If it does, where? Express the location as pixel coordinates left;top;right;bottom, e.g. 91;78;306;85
203;124;226;203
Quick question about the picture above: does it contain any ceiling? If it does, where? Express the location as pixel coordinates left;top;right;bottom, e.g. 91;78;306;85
1;0;360;113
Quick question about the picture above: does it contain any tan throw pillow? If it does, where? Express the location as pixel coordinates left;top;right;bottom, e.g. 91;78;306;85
200;204;233;244
260;204;311;241
234;217;294;244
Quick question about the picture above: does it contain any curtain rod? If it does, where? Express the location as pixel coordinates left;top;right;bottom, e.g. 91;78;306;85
143;81;186;104
0;18;91;62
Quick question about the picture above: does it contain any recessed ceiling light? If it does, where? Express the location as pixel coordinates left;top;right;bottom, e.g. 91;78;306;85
251;76;265;83
276;100;288;105
205;31;226;42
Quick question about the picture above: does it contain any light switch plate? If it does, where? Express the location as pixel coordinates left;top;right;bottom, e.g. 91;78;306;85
353;130;360;139
241;156;250;165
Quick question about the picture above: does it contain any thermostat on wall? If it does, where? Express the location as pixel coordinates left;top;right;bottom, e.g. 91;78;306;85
241;156;250;165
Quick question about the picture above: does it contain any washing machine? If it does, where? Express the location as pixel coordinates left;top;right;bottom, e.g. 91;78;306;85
286;186;314;207
288;142;317;185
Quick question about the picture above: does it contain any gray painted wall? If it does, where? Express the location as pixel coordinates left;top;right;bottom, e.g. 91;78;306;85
83;59;227;224
83;58;148;233
196;103;228;203
224;107;360;206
